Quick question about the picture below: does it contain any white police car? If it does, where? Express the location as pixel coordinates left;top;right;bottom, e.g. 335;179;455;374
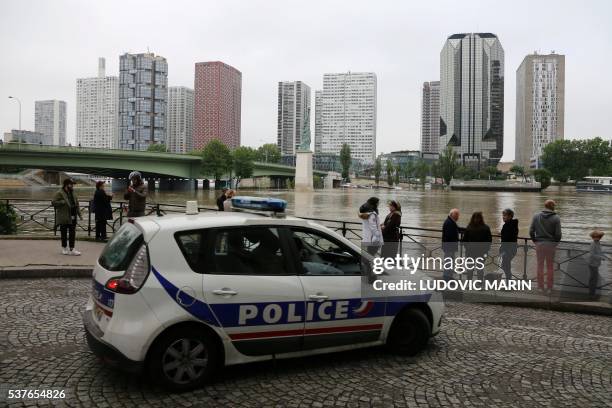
84;197;444;391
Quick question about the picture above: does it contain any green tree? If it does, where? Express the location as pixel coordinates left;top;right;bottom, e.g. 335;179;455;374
485;166;499;180
582;137;612;177
374;157;382;185
401;161;415;182
0;201;17;234
255;143;281;163
340;143;352;181
232;146;256;187
147;143;167;153
510;165;527;182
437;146;459;185
414;159;429;186
200;139;233;186
455;165;474;181
532;168;552;190
394;165;401;185
541;140;577;182
386;160;394;186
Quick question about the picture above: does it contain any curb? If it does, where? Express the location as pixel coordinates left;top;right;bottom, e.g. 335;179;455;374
0;268;93;279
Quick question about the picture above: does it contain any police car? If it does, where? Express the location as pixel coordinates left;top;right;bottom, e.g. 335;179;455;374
84;197;444;391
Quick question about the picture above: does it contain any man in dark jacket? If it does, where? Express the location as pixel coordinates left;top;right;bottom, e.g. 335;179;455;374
500;208;519;280
93;181;113;242
124;171;147;217
529;200;562;293
442;208;463;280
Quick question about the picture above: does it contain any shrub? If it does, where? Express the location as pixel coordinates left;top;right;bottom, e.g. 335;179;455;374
0;202;17;234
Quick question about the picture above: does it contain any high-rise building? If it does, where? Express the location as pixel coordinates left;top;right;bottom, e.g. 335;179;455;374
76;58;119;149
277;81;311;155
35;100;66;146
167;86;194;154
440;33;504;169
319;72;377;163
118;52;168;150
193;61;241;150
420;81;440;155
314;90;322;153
515;53;565;169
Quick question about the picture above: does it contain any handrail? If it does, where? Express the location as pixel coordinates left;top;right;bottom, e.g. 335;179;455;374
2;197;610;294
2;197;611;248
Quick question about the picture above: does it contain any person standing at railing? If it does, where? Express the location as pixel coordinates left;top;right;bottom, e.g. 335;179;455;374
381;200;402;258
587;230;606;300
216;188;228;211
461;212;492;281
442;209;464;281
358;197;383;256
93;181;113;242
529;199;562;295
500;208;519;281
52;178;82;256
223;189;235;212
124;171;147;218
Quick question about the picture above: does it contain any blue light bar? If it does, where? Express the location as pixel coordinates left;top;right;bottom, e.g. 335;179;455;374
231;196;287;212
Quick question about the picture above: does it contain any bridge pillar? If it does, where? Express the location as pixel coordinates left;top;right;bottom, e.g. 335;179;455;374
159;178;195;191
146;179;156;192
112;179;128;192
194;179;198;190
202;179;210;190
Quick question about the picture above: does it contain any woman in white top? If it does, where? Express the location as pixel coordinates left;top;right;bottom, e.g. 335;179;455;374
358;197;383;255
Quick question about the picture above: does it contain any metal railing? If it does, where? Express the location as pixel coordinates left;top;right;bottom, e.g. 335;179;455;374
2;198;610;295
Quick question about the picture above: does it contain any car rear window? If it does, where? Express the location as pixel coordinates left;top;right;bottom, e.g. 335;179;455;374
98;223;144;271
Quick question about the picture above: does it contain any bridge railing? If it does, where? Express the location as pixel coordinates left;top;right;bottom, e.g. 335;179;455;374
2;198;610;297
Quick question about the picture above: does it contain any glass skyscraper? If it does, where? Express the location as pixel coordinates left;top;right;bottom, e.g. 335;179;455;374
440;33;504;169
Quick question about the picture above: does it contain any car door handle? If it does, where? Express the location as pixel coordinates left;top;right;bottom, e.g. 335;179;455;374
308;294;329;300
213;289;237;296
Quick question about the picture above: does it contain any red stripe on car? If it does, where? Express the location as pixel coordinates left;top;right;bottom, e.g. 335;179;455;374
229;323;382;340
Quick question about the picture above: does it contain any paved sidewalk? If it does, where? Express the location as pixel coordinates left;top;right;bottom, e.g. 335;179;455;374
0;239;103;278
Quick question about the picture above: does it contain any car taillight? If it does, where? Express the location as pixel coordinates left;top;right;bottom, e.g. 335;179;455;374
105;244;150;294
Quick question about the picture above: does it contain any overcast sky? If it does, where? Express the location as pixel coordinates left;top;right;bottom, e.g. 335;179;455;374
1;0;611;160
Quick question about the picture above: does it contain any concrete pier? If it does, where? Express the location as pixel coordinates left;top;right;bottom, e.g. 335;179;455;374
158;178;195;191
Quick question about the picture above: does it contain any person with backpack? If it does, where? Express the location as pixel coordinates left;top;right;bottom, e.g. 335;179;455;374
52;178;82;255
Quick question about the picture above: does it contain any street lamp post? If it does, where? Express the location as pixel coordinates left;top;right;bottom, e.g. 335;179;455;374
8;96;21;130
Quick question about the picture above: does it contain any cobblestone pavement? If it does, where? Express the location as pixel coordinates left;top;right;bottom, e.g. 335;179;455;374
0;279;610;408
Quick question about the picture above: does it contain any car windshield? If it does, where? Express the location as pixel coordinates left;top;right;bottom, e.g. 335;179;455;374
98;223;144;271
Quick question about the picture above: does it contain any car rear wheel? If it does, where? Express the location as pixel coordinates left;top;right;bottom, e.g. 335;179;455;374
386;308;431;356
148;328;219;391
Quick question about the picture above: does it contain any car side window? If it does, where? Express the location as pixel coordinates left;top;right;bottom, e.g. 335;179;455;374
206;227;289;275
175;231;204;272
291;228;361;276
